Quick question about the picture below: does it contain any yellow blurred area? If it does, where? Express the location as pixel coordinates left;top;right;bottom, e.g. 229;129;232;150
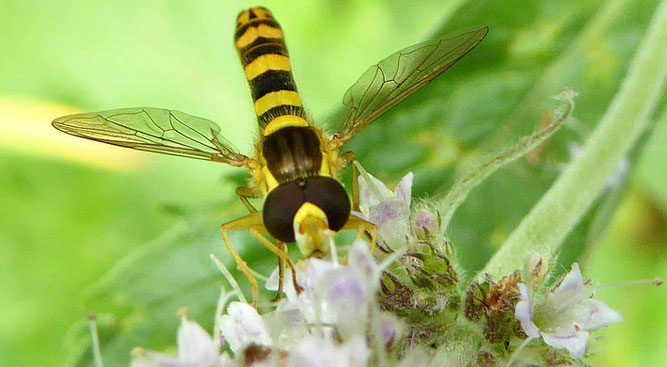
0;97;146;170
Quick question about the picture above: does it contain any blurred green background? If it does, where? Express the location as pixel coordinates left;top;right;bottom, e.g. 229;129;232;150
0;0;664;366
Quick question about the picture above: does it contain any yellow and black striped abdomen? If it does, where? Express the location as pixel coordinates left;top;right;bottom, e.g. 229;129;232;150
235;7;308;134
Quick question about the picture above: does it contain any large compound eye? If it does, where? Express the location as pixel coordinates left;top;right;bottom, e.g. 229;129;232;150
262;181;305;243
302;177;351;232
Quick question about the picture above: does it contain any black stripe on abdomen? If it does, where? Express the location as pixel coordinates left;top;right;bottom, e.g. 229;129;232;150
241;42;288;65
257;105;306;129
250;70;297;100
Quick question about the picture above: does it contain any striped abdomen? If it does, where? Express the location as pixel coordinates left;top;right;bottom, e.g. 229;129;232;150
235;7;308;134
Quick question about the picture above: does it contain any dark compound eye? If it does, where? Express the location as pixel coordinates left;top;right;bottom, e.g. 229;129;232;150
301;177;350;232
262;177;351;243
263;181;306;243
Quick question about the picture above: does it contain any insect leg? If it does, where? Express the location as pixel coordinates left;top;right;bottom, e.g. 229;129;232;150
235;185;286;299
220;212;265;309
248;228;303;294
341;213;378;253
236;186;262;213
272;241;287;302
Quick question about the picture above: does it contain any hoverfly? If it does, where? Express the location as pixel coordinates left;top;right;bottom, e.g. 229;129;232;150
52;7;487;307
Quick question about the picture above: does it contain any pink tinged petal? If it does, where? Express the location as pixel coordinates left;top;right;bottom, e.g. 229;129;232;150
549;263;587;312
347;241;378;280
219;302;271;354
370;201;410;248
573;299;623;330
274;301;305;326
321;270;369;304
378;312;400;349
271;259;340;325
318;268;370;338
515;284;540;338
393;172;413;204
177;318;219;364
541;329;590;359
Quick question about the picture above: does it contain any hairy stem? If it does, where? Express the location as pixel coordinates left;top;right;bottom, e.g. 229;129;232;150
439;90;575;233
482;0;667;278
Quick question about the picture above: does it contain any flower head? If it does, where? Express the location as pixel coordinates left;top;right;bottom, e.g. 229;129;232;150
357;169;413;250
515;263;622;358
266;241;379;340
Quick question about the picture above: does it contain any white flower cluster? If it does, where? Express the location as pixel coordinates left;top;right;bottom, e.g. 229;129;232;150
128;168;625;366
130;170;414;366
515;263;623;358
132;241;399;367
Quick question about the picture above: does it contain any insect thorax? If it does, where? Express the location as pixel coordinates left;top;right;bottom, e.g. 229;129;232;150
261;126;324;184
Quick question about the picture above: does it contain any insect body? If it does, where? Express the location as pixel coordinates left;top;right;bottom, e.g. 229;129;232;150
52;7;487;307
234;8;351;248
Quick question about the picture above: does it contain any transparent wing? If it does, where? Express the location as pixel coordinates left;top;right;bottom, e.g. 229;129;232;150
52;107;249;166
335;26;488;144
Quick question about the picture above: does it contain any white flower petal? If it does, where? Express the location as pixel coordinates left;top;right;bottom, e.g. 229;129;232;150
347;240;377;280
318;267;370;338
515;262;623;359
268;259;340;327
515;284;540;338
177;318;220;364
573;299;623;330
358;172;390;215
548;263;587;311
356;170;414;249
287;336;351;367
371;201;410;248
345;335;370;367
265;266;282;292
541;329;590;359
393;172;413;203
378;312;400;349
264;300;309;349
219;302;271;353
287;335;368;367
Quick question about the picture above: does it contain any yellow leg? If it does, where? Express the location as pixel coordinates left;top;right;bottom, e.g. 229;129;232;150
235;185;287;301
273;241;286;302
342;213;378;253
236;186;262;213
220;211;266;309
248;228;303;294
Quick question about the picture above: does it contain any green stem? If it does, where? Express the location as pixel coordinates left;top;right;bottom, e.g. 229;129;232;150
482;0;667;278
88;314;104;367
439;90;574;232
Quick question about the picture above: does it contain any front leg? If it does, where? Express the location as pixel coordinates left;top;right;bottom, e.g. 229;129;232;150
220;212;265;308
234;185;289;301
236;186;262;213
